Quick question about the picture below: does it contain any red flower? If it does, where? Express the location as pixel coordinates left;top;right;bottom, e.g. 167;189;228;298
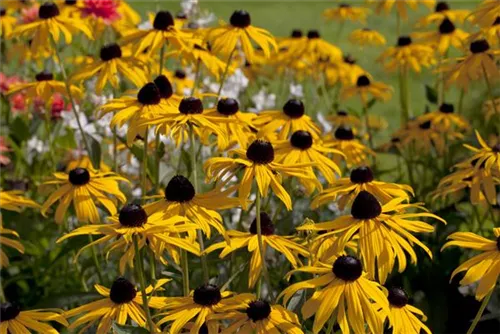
11;93;26;113
81;0;121;24
0;73;24;94
0;137;11;166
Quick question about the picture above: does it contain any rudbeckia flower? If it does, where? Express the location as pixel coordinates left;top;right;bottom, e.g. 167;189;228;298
468;17;500;47
204;139;318;210
470;0;500;27
10;2;92;54
41;167;128;224
327;110;362;129
7;71;82;105
279;255;390;334
0;190;40;212
377;36;435;73
0;222;24;268
322;3;371;23
415;103;469;133
71;43;148;94
349;27;387;46
323;55;366;87
277;29;307;58
211;299;303;334
323;127;375;167
442;227;500;300
253;99;321;140
166;69;195;95
305;30;343;62
0;302;68;333
0;8;17;37
65;277;169;333
412;18;469;54
156;284;254;334
144;175;240;238
57;203;200;273
370;0;435;20
383;287;431;334
415;1;470;27
274;130;344;193
341;74;393;105
395;120;448;155
298;191;446;283
205;212;308;288
484;98;500;121
207;10;277;62
311;166;413;210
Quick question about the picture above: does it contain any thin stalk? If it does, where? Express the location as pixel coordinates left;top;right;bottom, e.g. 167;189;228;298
154;133;161;191
191;58;202;96
112;126;118;172
43;108;56;168
326;314;336;334
159;44;165;76
181;250;190;296
396;13;401;36
142;126;149;201
483;64;499;115
457;88;465;115
255;191;271;299
0;284;5;303
335;21;345;43
88;234;104;283
319;72;332;113
467;290;493;334
216;47;237;99
149;250;157;281
133;236;155;333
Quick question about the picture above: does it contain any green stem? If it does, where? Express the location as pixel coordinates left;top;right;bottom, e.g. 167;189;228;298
483;64;499;115
255;191;272;299
467;290;492;334
154;133;161;191
320;72;332;113
216;47;237;99
457;88;465;115
88;234;104;283
335;21;345;43
191;58;202;96
133;236;155;333
399;66;411;125
181;250;190;296
326;314;336;334
0;283;6;303
142;126;149;201
159;44;165;76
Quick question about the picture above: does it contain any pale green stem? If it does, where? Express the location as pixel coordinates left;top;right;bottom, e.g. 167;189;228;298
255;191;272;300
88;234;104;283
142;126;149;201
467;290;492;334
216;47;237;99
191;58;202;96
457;88;465;115
133;236;155;332
181;250;190;296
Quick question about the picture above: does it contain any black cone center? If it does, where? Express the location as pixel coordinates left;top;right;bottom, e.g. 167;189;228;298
100;43;122;61
332;255;362;281
110;277;137;304
154;75;173;99
246;300;271;322
165;175;195;202
0;302;20;322
419;120;432;129
439;103;454;113
388;287;408;308
283;99;305;119
137;83;161;105
193;284;222;306
439;18;455;34
397;36;412;47
470;39;490;53
290;130;313;150
217;98;239;116
35;72;53;81
351;191;381;220
246;140;274;164
119;204;147;227
356;75;370;87
307;30;320;39
153;11;174;30
175;69;186;79
179;97;203;114
334;127;354;140
435;1;450;12
68;168;90;186
344;55;356;64
350;166;374;184
291;29;303;38
230;10;251;28
249;212;275;235
39;2;60;19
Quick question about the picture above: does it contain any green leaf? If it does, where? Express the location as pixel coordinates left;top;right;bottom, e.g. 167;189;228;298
366;98;377;110
10;117;30;143
425;85;438;104
112;323;150;334
181;148;192;177
88;135;101;169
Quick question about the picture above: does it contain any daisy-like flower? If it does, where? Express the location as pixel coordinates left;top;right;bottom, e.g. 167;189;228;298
144;175;240;238
341;74;393;105
203;139;318;210
370;0;435;20
277;29;307;58
156;284;254;334
298;191;446;283
415;103;469;133
311;166;413;210
323;127;375;167
469;16;500;47
9;2;92;54
305;30;343;62
212;299;303;334
207;10;277;62
0;222;24;268
274;130;344;193
40;167;128;224
378;36;435;73
0;7;17;37
415;1;470;27
440;39;500;91
412;18;469;54
0;302;68;333
469;0;500;27
279;255;390;334
7;71;82;105
484;98;500;121
383;287;431;334
57;203;200;273
205;212;308;288
65;277;169;333
253;99;321;140
165;69;194;95
442;227;500;300
322;3;371;23
71;43;148;94
349;27;386;47
120;10;189;56
323;55;366;87
0;190;40;212
395;120;448;155
327;110;362;129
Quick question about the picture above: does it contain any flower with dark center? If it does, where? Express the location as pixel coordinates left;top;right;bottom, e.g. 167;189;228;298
35;72;53;81
39;2;60;19
199;324;209;334
307;30;320;39
356;75;370;87
68;168;90;186
118;204;147;227
387;287;409;308
290;130;313;150
439;18;456;34
246;300;271;322
291;29;303;38
109;277;137;304
337;110;348;116
283;99;305;119
100;43;122;61
193;284;222;306
339;3;351;8
351;190;382;220
176;12;187;19
397;36;412;47
153;10;174;30
391;137;401;143
419;120;432;129
350;166;374;184
332;255;362;281
435;1;450;12
154;75;173;99
334;127;354;140
493;145;500;153
165;175;195;202
439;103;454;113
362;27;372;31
137;83;161;105
344;55;356;64
470;39;490;53
179;97;203;114
230;10;251;28
0;302;20;322
249;212;275;235
497;236;500;251
494;16;500;25
65;0;77;5
217;98;239;116
0;8;6;16
175;69;186;79
246;140;275;164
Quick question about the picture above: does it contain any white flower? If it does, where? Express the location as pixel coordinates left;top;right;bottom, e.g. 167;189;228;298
209;69;249;99
26;137;48;163
138;19;152;31
317;112;332;133
289;83;304;98
61;106;100;142
249;89;276;112
181;0;198;16
194;11;216;27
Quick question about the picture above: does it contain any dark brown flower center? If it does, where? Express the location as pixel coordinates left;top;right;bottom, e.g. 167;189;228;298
350;166;374;184
470;39;490;53
494;16;500;25
0;302;20;322
419;120;432;129
249;212;275;235
439;18;455;34
343;55;356;64
175;69;186;79
154;75;173;99
217;98;239;116
230;10;251;28
35;72;53;81
435;1;450;12
388;287;409;308
391;137;401;143
307;30;320;39
0;8;6;16
165;175;195;202
283;99;305;119
339;3;351;8
137;83;161;105
119;204;147;227
334;126;354;140
193;284;222;306
153;11;174;30
439;103;454;113
291;29;303;38
110;277;137;304
68;168;90;186
337;110;348;116
100;43;122;61
179;97;203;114
246;140;274;164
332;255;362;281
397;36;412;47
39;2;60;19
290;130;313;150
492;145;500;153
65;0;77;5
497;236;500;251
351;191;381;219
356;75;370;87
246;300;271;322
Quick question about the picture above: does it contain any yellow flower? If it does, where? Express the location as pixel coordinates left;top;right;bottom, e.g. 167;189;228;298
415;1;471;27
395;119;449;155
370;0;435;20
468;18;500;47
0;190;40;212
412;18;469;54
298;191;446;283
0;8;17;37
349;28;386;47
323;127;376;167
9;2;92;54
279;255;390;334
442;227;500;300
415;103;469;133
323;55;366;87
207;10;277;62
205;212;308;288
383;287;431;334
327;110;362;129
41;167;128;224
0;302;68;333
378;36;435;73
322;3;371;23
484;98;500;121
469;0;500;28
341;74;393;105
0;222;24;268
165;69;195;95
65;277;169;333
304;30;343;62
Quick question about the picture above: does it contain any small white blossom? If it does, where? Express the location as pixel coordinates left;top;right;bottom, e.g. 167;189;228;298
249;89;276;112
289;83;304;98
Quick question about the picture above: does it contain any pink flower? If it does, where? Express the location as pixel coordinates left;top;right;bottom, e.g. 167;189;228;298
0;137;11;166
0;73;23;94
11;93;26;113
20;5;39;24
33;94;69;119
81;0;120;24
